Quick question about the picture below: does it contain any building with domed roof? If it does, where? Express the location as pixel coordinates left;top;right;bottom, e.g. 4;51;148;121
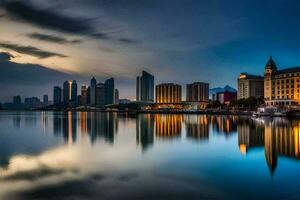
264;57;300;106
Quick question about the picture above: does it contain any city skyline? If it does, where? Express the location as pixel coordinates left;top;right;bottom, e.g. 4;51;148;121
2;1;300;101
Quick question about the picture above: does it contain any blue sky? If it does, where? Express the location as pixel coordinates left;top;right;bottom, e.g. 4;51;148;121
1;0;300;101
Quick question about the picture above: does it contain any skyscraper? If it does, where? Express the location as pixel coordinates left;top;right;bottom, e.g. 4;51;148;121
53;86;62;105
81;85;88;106
136;71;154;102
71;80;78;104
63;81;70;102
237;73;264;99
115;89;119;104
95;83;105;108
186;82;209;102
43;94;49;106
104;77;115;105
90;77;97;106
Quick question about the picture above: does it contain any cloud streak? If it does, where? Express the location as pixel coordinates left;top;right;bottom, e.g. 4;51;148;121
3;1;139;44
27;32;81;44
0;41;67;58
0;52;14;61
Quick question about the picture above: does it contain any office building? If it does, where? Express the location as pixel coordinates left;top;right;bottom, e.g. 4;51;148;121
63;81;71;102
136;71;154;102
186;82;209;102
264;57;300;105
237;73;264;99
95;83;105;108
13;96;22;105
81;85;88;106
71;80;78;104
115;89;119;104
53;86;62;105
155;83;182;103
43;94;49;106
90;77;97;106
104;78;115;105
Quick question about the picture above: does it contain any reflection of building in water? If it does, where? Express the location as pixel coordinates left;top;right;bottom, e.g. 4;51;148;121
155;114;182;138
211;115;237;135
238;118;264;154
61;112;77;144
136;114;154;151
13;114;21;128
80;112;88;136
185;115;209;140
87;112;118;144
53;112;62;136
238;118;300;174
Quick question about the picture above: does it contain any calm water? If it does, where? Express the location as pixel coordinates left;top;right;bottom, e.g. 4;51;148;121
0;112;300;200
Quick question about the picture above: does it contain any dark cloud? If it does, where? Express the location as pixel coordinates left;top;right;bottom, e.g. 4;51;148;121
118;38;140;44
0;51;14;61
2;1;140;44
27;32;81;44
0;41;67;58
3;1;93;34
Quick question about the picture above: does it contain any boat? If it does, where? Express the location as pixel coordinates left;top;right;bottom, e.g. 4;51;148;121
252;106;286;117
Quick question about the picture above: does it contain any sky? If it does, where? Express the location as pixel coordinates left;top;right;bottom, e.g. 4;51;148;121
1;0;300;102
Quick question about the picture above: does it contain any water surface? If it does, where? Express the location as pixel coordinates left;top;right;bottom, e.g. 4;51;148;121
0;111;299;200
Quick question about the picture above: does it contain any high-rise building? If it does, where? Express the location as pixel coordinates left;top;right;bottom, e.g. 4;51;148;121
263;57;300;106
237;73;264;99
95;83;105;108
155;83;182;103
115;89;119;104
63;81;70;102
13;96;22;105
136;71;154;102
80;85;88;106
104;78;115;105
43;94;49;106
53;86;62;105
186;82;209;102
71;80;78;104
90;77;97;106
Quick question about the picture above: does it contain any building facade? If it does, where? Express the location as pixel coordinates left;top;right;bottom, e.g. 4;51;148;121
186;82;209;102
136;71;154;102
264;57;300;106
104;78;115;105
90;77;97;106
53;86;62;105
155;83;182;103
237;73;264;99
63;81;70;102
80;85;88;106
115;89;119;104
95;83;105;108
71;80;78;104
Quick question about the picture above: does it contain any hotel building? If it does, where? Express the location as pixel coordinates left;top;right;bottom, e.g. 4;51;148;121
237;73;264;99
155;83;182;103
186;82;209;102
264;57;300;106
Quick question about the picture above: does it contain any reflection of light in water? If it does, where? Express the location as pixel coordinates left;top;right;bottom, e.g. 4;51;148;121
239;144;247;155
68;112;72;145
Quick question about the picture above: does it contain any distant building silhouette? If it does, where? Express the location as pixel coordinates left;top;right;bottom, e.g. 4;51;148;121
136;71;154;102
80;85;88;106
104;78;115;105
63;81;70;102
90;77;97;106
43;94;48;106
96;83;105;108
53;86;62;105
115;89;119;104
71;80;78;105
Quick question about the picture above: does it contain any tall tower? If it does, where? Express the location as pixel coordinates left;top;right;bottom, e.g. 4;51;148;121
71;80;78;103
90;77;97;106
136;71;154;102
264;56;277;101
63;81;70;102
